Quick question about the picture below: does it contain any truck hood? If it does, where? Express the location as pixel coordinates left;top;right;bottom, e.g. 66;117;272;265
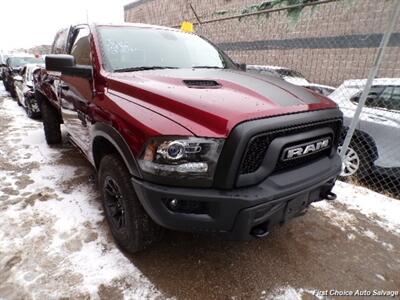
107;69;337;137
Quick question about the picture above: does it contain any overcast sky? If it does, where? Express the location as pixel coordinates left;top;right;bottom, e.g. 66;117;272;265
0;0;136;51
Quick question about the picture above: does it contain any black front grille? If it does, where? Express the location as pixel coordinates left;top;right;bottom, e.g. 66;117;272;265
239;119;342;175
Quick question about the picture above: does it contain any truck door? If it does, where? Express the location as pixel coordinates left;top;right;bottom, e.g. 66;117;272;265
59;25;93;155
360;86;400;168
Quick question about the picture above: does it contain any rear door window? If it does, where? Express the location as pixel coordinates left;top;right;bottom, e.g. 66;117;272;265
374;86;393;109
357;85;385;107
389;87;400;111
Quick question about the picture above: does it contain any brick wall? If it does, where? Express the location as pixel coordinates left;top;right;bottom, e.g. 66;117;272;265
124;0;400;86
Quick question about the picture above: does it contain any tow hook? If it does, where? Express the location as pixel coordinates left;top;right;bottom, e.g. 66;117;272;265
325;192;337;201
251;226;270;238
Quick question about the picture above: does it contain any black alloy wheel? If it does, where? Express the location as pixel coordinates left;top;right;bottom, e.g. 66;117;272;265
103;176;127;233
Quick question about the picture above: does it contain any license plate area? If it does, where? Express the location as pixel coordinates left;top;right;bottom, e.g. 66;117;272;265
284;195;309;222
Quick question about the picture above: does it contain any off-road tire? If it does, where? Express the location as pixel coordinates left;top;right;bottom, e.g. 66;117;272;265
99;154;162;253
40;99;62;144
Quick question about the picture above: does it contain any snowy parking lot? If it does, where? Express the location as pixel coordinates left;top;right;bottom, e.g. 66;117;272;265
0;83;399;299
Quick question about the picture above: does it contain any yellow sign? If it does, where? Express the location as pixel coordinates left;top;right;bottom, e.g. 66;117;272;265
181;21;194;33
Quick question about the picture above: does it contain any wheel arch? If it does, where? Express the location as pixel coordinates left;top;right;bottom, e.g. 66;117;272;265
92;123;142;178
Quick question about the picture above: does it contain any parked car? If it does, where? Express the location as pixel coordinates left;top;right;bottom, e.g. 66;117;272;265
36;23;343;253
0;53;9;80
246;65;335;97
303;83;336;97
329;78;400;178
2;55;44;98
14;63;44;118
246;65;310;86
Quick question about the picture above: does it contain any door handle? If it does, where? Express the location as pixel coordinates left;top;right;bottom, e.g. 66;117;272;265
60;84;69;90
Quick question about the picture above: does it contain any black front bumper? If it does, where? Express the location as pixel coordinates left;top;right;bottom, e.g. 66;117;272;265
132;154;342;240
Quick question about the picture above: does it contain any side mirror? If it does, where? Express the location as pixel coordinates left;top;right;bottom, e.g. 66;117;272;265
237;63;247;71
45;54;92;78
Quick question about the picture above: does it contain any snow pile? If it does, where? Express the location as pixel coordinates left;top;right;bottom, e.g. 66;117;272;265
312;181;400;249
334;181;400;235
264;287;323;300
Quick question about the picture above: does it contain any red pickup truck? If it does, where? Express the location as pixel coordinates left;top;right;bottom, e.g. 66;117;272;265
35;23;342;253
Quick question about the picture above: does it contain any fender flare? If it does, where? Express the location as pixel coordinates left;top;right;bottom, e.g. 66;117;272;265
92;123;142;178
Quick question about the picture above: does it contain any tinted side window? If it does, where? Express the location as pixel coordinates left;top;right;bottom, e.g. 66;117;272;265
368;85;385;97
52;29;68;54
70;27;91;66
371;86;393;109
353;85;385;106
389;87;400;111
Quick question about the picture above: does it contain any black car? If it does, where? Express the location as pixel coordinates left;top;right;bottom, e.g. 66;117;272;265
1;55;43;98
0;54;9;80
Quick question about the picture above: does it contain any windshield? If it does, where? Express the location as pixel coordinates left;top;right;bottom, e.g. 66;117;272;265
97;26;235;72
8;57;43;68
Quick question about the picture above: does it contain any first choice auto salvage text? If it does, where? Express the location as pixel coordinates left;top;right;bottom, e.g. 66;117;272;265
314;289;399;297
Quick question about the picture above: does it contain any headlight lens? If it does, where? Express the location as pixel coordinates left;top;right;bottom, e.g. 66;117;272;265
138;137;225;183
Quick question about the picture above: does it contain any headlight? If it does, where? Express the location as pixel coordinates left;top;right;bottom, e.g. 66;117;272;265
138;137;224;185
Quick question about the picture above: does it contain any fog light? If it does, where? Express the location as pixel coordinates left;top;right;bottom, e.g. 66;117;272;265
169;198;179;209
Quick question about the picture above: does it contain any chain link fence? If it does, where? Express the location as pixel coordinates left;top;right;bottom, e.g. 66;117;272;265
124;0;400;198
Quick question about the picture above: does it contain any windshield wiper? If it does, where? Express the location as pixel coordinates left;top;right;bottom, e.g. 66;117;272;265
114;66;178;73
192;66;224;69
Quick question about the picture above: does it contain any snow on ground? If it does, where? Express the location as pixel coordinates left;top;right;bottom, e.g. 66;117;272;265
334;181;400;234
264;286;324;300
313;181;400;236
0;88;162;299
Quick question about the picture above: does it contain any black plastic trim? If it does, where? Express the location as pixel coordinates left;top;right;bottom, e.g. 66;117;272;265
132;154;341;240
214;108;343;189
92;123;142;178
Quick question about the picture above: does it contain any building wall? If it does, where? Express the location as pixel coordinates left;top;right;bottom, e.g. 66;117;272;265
124;0;400;86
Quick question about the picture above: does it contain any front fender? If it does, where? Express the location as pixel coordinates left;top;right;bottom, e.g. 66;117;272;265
92;123;142;178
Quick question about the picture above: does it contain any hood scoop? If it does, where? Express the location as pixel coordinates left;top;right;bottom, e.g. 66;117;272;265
183;80;221;89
